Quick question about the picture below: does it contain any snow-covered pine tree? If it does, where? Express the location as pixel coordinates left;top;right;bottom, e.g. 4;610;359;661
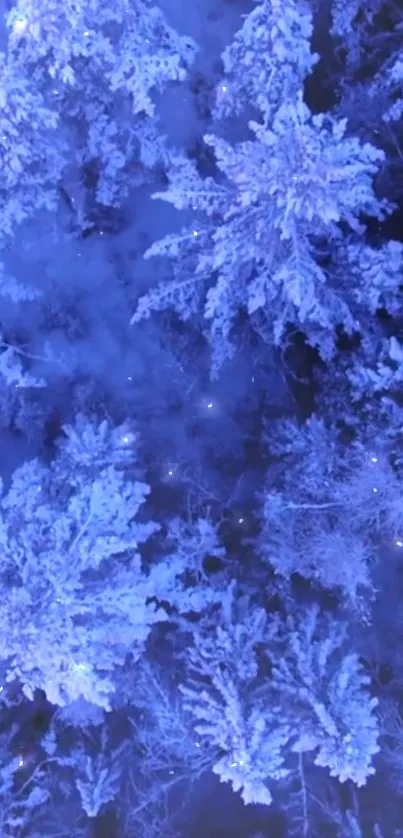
178;586;291;805
212;0;318;122
271;606;380;787
0;413;231;708
0;415;161;707
0;0;196;238
133;93;387;372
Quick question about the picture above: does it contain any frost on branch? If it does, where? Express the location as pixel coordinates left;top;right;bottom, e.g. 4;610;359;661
214;0;318;121
272;606;380;786
134;95;386;372
0;416;165;708
179;588;290;805
7;0;197;111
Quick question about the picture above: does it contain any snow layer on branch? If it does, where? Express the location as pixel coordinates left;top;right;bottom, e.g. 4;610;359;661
214;0;318;120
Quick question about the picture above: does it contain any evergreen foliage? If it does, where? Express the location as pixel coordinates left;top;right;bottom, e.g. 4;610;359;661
0;0;401;835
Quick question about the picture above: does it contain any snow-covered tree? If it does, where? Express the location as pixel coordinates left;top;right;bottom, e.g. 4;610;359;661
213;0;318;121
179;587;291;805
0;412;234;708
272;606;380;786
0;0;399;830
348;333;403;404
0;50;64;240
133;94;387;372
382;52;403;124
331;11;403;199
330;0;385;74
0;416;162;707
260;415;403;606
178;587;380;804
340;239;403;319
0;0;196;238
261;489;374;609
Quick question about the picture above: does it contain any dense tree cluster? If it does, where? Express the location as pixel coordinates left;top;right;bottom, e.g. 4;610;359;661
0;0;402;835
